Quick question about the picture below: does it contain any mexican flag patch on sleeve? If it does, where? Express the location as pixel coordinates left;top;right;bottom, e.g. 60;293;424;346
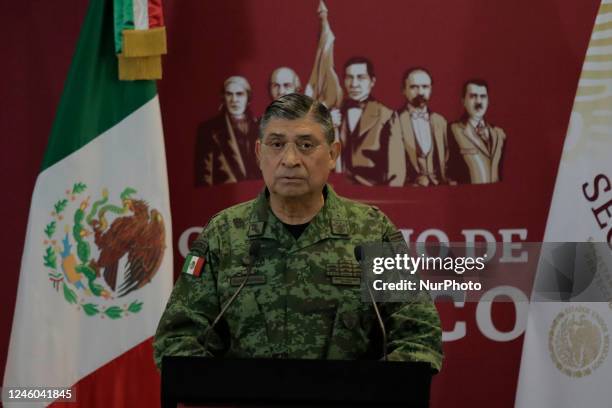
182;254;205;277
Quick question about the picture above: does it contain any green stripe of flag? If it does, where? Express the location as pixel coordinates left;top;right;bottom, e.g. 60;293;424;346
42;0;155;172
113;0;135;53
182;255;194;274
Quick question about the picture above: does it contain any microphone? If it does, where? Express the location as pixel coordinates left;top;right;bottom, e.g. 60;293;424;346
203;241;261;353
354;245;388;362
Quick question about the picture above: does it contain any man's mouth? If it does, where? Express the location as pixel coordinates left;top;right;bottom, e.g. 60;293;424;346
279;176;304;181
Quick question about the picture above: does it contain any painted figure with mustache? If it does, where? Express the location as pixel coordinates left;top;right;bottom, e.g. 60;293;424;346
388;67;453;186
450;79;506;184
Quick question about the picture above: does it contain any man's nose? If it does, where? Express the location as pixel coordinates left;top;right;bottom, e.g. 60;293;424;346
350;78;359;87
281;143;301;167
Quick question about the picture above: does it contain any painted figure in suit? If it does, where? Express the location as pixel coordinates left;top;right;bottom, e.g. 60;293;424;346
269;67;302;100
333;57;393;186
195;76;260;186
450;79;506;184
388;68;453;187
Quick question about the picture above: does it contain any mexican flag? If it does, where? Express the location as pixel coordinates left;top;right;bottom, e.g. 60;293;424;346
515;1;612;406
3;0;172;406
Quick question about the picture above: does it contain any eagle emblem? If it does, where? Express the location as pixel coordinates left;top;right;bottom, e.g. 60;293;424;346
44;182;166;319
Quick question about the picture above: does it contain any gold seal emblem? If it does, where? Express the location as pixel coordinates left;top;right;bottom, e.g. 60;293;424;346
548;306;610;377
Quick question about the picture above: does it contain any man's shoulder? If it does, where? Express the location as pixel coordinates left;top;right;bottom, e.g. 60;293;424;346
333;192;385;221
430;111;447;125
369;100;393;120
450;120;467;135
489;124;506;140
198;112;227;135
331;192;400;241
206;198;256;232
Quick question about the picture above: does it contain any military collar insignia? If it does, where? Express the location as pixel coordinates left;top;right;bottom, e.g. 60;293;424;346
247;184;350;243
248;221;265;237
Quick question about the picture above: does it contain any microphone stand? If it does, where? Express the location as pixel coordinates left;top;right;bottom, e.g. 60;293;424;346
202;241;261;353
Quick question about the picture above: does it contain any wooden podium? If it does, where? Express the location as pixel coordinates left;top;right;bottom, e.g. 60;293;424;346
161;356;434;407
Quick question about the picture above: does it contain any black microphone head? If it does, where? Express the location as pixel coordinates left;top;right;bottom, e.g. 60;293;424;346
354;245;363;263
243;241;262;266
249;241;262;257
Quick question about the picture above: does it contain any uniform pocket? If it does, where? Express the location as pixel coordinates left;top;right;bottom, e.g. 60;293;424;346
217;267;271;356
326;301;373;359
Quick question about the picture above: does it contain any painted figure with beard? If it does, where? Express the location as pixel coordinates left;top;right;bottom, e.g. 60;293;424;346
450;79;506;184
195;76;260;186
388;68;453;187
332;57;393;186
269;67;302;100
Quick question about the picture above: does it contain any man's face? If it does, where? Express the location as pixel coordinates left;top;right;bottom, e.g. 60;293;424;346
344;63;375;101
256;116;340;199
270;68;299;100
224;82;248;116
463;84;489;120
404;71;432;109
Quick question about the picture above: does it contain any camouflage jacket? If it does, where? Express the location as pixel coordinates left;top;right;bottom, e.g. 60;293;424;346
153;185;443;370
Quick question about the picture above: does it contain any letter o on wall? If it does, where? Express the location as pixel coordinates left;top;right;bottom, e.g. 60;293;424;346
476;286;529;342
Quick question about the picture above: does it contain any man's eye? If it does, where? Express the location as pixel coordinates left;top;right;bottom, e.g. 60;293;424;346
298;142;315;151
271;142;284;149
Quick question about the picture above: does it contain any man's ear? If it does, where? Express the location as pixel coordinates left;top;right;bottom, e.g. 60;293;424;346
329;141;341;170
255;139;262;166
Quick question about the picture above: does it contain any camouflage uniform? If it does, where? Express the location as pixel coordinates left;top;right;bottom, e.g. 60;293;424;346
154;185;443;370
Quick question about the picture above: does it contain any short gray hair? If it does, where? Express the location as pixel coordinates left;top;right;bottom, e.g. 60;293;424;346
259;93;334;144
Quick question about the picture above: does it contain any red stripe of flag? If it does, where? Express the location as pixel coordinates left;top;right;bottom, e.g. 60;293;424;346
192;257;204;277
148;0;164;28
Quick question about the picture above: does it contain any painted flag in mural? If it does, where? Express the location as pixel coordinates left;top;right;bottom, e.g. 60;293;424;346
305;0;343;109
515;1;612;407
305;0;343;172
3;0;172;406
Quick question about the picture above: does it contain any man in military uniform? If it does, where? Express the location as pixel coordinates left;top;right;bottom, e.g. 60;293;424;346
450;79;506;184
155;94;442;370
